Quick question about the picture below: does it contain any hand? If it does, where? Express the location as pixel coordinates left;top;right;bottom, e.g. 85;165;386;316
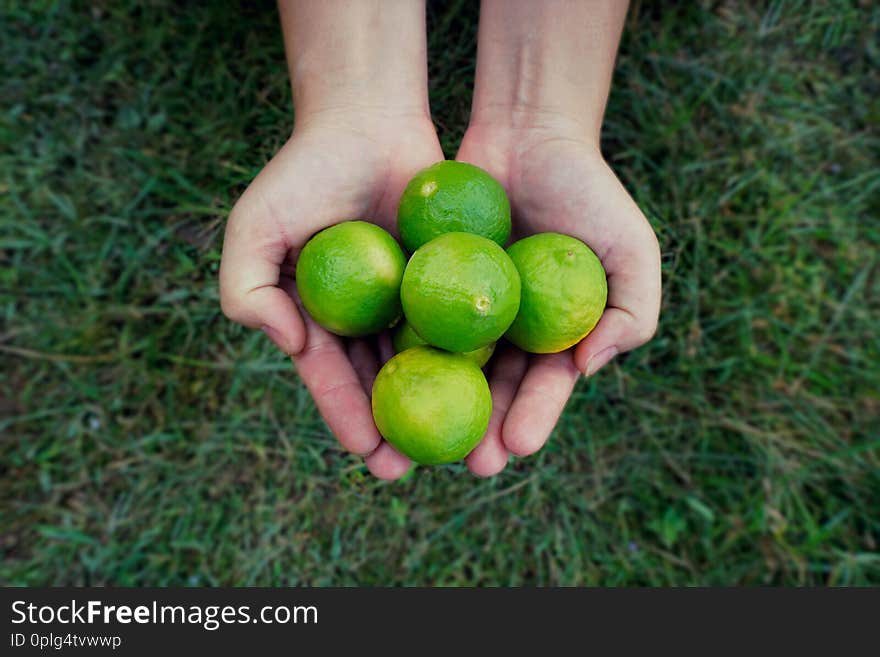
455;119;661;476
220;110;443;479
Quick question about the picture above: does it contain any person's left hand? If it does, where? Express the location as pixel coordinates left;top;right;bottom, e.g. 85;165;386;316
455;119;662;477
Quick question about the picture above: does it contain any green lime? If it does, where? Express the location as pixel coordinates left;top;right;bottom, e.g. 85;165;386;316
295;221;406;337
371;346;492;465
401;232;521;353
505;232;608;353
391;319;496;367
397;160;511;253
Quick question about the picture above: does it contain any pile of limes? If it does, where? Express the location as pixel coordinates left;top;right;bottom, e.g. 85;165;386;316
296;161;607;466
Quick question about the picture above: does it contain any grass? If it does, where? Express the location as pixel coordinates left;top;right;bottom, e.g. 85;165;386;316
1;0;878;586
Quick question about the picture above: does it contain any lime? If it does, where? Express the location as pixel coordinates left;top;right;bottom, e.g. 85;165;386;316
397;160;511;253
295;221;406;337
401;232;521;353
392;318;496;367
390;317;429;353
371;346;492;465
505;233;607;353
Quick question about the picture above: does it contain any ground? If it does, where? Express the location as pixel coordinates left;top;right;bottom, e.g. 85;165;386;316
1;0;878;585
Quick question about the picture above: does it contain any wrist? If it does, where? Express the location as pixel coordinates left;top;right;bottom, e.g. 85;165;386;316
469;0;627;147
290;102;434;143
291;60;430;125
468;104;602;149
468;51;605;146
280;0;429;127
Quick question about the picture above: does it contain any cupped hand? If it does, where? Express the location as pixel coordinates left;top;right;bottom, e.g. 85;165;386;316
219;110;443;479
456;119;662;477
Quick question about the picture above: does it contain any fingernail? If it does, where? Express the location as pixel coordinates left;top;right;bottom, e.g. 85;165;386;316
260;324;288;354
584;346;618;376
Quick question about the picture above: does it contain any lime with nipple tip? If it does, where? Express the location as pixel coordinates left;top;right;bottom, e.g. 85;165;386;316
400;232;521;353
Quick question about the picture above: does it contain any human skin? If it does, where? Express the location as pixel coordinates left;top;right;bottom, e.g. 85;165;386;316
219;0;661;480
219;0;441;480
457;0;662;477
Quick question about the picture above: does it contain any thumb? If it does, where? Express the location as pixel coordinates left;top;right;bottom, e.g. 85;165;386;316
574;218;661;376
219;195;306;356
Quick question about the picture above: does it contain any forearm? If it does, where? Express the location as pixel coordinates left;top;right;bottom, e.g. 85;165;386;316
278;0;429;121
470;0;628;142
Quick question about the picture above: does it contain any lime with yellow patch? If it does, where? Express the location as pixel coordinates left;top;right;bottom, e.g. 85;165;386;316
505;232;607;353
371;346;492;465
295;221;406;337
397;160;511;253
401;232;520;353
392;319;496;367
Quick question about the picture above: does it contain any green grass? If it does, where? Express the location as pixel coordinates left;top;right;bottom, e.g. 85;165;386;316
2;0;878;585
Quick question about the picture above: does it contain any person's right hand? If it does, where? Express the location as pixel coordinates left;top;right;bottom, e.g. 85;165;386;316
219;109;443;479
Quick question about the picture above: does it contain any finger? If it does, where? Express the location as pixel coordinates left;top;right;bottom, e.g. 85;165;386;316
292;318;382;456
365;442;413;481
574;229;661;376
466;344;528;477
502;351;580;457
348;339;379;394
219;203;306;355
574;308;634;376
